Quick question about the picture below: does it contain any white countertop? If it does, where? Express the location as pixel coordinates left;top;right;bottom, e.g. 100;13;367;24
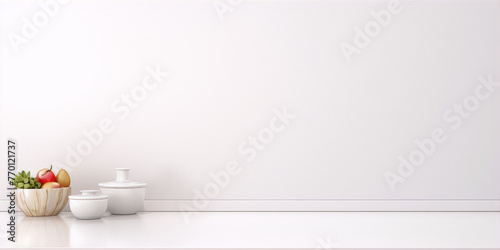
1;211;499;248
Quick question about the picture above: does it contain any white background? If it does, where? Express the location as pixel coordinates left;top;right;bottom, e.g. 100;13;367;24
0;0;499;209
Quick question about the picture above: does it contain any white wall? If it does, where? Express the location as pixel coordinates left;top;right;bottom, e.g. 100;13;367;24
1;0;499;211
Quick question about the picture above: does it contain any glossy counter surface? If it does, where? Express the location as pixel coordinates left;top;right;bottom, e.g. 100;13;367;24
1;211;499;248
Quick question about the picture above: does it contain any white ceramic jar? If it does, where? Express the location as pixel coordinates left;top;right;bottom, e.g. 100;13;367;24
98;168;147;215
69;190;108;220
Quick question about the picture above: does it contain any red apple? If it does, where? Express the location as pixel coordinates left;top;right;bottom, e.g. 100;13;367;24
37;165;56;185
41;181;61;189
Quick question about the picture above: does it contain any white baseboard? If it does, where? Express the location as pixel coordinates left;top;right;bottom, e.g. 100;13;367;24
2;199;499;212
143;199;500;211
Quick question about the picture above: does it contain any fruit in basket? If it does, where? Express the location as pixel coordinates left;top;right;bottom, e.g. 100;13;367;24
56;169;71;187
41;182;61;189
37;165;56;185
10;171;42;189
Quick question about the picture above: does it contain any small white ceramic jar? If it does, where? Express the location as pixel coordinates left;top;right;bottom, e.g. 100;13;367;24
98;168;147;215
69;190;108;220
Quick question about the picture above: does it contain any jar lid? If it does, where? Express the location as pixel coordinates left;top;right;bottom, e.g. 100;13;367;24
98;168;147;189
69;190;108;200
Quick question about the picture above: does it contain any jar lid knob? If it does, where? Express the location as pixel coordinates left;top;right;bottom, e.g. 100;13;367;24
115;168;130;182
80;190;99;196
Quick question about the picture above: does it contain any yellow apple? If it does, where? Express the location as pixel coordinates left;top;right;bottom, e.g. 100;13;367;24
41;182;61;189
